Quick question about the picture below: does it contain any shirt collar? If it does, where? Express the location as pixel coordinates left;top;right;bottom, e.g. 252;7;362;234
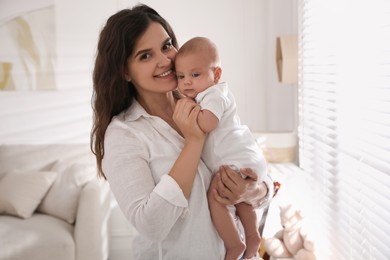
124;98;153;122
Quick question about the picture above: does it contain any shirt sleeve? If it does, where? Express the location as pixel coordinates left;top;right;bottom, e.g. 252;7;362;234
102;121;188;241
195;84;230;120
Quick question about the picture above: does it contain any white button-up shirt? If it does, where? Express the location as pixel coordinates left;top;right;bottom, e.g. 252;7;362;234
102;99;272;260
103;99;224;259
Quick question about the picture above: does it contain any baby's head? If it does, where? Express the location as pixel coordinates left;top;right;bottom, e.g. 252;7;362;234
175;37;222;98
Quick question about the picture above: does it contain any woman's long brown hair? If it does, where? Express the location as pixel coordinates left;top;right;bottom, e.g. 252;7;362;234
90;4;178;179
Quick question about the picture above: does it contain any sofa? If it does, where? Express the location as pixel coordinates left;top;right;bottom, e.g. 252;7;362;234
0;144;112;260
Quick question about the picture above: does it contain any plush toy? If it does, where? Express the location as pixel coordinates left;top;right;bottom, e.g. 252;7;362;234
264;204;316;260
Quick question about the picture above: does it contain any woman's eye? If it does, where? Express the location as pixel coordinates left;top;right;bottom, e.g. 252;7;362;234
163;43;171;50
163;40;173;51
140;53;151;60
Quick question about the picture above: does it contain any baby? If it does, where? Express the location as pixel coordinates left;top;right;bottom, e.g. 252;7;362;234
175;37;267;260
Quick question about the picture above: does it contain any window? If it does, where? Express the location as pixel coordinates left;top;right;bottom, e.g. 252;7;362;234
298;0;390;259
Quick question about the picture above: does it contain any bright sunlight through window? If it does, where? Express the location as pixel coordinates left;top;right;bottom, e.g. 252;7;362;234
298;0;390;259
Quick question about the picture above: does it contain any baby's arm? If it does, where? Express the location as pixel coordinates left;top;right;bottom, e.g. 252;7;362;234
197;109;219;133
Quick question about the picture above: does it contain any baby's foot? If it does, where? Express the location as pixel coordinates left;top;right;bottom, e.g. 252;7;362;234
243;233;261;259
225;242;246;260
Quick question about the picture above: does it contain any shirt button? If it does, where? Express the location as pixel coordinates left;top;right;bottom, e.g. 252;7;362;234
181;208;189;219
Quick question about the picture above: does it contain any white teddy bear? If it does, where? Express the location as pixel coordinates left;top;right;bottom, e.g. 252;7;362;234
264;204;316;260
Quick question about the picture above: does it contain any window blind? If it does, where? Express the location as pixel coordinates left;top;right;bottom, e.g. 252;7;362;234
298;0;390;259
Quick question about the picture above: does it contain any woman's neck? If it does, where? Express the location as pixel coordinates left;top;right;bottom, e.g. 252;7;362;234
136;91;182;134
137;91;176;118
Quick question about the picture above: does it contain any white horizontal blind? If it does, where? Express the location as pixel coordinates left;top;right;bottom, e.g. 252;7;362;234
298;0;390;259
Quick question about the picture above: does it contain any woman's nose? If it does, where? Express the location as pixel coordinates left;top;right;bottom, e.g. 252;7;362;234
157;52;171;67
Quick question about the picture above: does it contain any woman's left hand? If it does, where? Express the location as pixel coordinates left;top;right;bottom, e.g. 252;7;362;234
212;166;267;206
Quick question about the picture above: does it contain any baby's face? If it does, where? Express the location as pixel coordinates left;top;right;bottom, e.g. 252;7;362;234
175;53;217;99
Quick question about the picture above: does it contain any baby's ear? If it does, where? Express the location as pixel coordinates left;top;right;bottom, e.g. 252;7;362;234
214;66;222;83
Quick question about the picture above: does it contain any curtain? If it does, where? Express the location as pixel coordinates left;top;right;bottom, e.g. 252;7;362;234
298;0;390;259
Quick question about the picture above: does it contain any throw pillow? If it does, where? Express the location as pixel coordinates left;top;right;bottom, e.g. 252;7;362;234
0;170;57;218
37;160;95;224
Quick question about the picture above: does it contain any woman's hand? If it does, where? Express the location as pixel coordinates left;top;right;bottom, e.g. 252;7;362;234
211;166;268;207
170;97;206;198
173;97;205;141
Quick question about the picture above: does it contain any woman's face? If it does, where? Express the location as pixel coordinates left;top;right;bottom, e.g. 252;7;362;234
126;22;178;96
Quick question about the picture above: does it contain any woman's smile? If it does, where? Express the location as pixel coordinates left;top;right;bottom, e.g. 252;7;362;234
155;69;174;78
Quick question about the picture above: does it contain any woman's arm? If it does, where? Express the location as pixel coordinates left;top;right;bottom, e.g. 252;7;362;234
103;98;206;241
211;166;273;208
103;127;185;241
170;98;206;197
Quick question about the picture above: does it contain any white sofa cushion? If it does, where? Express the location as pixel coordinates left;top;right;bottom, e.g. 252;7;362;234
0;144;95;179
0;144;111;260
37;160;95;224
0;170;57;218
0;213;75;260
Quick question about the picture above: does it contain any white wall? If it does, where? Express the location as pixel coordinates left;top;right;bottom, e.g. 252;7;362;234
137;0;269;132
0;0;116;144
263;0;298;132
0;0;297;144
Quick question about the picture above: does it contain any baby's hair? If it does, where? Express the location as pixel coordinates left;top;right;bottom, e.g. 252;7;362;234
178;37;221;66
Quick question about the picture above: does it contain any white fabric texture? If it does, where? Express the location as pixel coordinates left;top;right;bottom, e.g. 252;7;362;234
0;144;111;260
103;99;273;260
0;170;57;218
37;160;94;224
0;213;74;260
103;99;224;260
0;144;94;179
195;82;268;179
74;179;111;260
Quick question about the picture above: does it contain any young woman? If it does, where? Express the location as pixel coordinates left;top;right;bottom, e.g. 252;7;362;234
91;4;273;259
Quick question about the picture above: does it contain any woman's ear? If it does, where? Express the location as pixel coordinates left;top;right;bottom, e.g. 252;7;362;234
124;74;131;82
214;66;222;83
